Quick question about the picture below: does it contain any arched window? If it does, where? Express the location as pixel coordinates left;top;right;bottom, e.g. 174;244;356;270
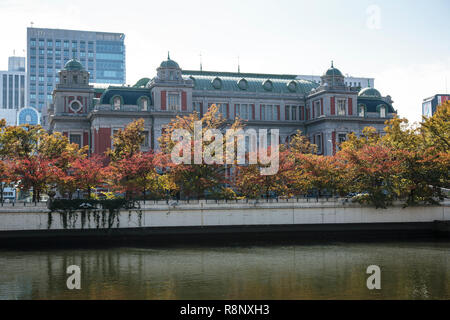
140;97;148;111
113;96;121;110
358;104;365;117
380;105;386;118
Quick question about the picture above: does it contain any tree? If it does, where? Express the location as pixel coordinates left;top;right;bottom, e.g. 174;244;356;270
107;119;146;161
159;104;243;199
337;144;402;208
69;155;108;199
0;124;43;159
380;107;450;205
9;156;61;202
421;100;450;153
293;153;343;198
235;146;294;199
0;160;12;202
107;151;172;200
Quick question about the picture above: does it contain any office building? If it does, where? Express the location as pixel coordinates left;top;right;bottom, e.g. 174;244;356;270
27;27;125;111
422;94;450;117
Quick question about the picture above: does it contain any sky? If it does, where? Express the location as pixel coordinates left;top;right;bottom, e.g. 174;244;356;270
0;0;449;123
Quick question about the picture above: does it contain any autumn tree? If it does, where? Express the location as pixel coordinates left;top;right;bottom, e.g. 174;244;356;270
159;104;243;199
107;151;172;200
107;119;146;161
234;146;293;199
9;156;62;202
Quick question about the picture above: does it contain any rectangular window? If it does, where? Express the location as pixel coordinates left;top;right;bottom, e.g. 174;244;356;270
69;134;82;146
193;102;201;114
168;93;180;111
236;104;249;120
261;105;276;121
337;99;346;116
316;134;322;154
380;106;386;118
141;131;149;147
292;106;297;121
285;106;290;120
314;101;321;118
209;103;227;119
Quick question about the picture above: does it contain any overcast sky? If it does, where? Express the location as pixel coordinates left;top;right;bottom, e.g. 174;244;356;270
0;0;449;123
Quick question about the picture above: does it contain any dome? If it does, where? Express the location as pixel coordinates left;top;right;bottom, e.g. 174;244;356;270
323;61;343;77
160;52;180;69
359;87;382;98
133;78;150;88
64;59;84;71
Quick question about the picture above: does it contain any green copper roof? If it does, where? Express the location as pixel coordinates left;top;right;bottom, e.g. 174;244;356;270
323;61;343;77
359;87;382;98
100;87;152;105
134;77;150;88
182;70;318;94
160;52;180;69
64;59;84;71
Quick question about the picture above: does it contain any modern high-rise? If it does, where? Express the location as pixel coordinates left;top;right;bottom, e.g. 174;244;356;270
0;56;27;110
422;94;450;117
27;27;125;111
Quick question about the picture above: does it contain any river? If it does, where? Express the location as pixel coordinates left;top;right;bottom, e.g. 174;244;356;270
0;241;449;300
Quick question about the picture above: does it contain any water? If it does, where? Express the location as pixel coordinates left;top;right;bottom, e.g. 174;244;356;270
0;242;449;300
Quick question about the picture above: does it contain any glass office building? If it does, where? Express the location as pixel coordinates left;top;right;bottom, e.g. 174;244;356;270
27;27;125;111
0;57;27;110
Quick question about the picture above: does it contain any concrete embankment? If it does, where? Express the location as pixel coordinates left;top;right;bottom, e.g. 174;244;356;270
0;199;449;247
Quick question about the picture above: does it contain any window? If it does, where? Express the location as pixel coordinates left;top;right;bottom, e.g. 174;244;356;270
140;97;148;111
314;101;321;118
168;93;180;111
193;102;202;115
380;106;386;118
337;99;346;116
291;106;297;120
235;104;249;120
261;105;277;121
285;106;290;120
209;103;227;118
359;105;365;117
141;131;149;147
69;134;81;146
70;101;82;112
113;96;121;110
338;133;347;145
316;134;322;154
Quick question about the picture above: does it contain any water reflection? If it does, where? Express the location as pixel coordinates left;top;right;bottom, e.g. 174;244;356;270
0;242;449;300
